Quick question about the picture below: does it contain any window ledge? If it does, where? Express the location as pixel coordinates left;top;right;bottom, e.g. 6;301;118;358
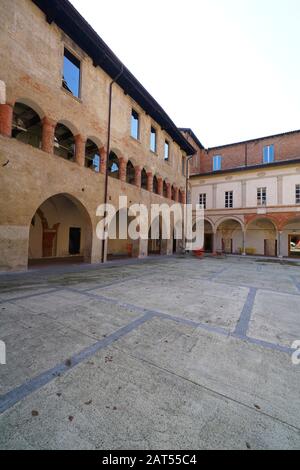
130;136;141;145
61;87;82;104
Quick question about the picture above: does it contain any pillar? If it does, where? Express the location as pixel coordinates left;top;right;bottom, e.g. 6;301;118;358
212;231;217;256
174;187;179;203
147;172;153;192
242;230;246;256
277;231;283;258
119;157;127;182
0;103;13;137
75;134;85;167
157;177;163;196
166;183;172;200
42;117;56;154
135;166;142;188
100;147;107;175
181;190;186;205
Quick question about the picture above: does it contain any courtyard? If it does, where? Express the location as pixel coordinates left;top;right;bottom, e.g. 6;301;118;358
0;255;300;450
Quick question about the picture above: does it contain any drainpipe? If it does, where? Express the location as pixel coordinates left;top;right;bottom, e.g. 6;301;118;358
101;64;124;263
184;154;195;252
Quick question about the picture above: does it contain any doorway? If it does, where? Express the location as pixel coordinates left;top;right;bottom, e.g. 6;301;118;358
288;234;300;258
264;239;277;257
204;234;213;253
69;228;81;255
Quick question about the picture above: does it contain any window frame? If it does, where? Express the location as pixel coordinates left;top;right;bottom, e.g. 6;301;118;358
150;126;157;153
225;191;233;209
257;187;267;207
213;155;222;172
263;145;275;164
130;109;140;140
164;140;170;161
296;184;300;205
199;193;207;210
62;47;81;99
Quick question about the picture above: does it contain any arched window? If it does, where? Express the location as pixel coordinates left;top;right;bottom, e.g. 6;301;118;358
85;139;100;172
141;169;148;190
108;151;119;179
54;123;75;161
153;176;159;195
126;161;135;185
12;102;42;149
163;181;168;198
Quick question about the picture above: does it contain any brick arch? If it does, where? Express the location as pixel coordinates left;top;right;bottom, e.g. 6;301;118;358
215;216;244;231
14;97;46;120
244;213;287;231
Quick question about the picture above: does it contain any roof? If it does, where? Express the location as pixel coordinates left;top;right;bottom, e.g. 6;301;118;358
190;157;300;178
208;129;300;151
32;0;196;156
179;128;205;150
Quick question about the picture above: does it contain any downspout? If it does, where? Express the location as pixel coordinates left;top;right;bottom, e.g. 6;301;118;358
184;154;195;252
101;64;124;263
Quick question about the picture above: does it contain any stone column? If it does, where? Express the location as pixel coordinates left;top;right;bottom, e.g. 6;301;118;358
119;157;127;182
0;103;13;137
242;230;246;256
75;134;85;167
157;177;163;196
181;190;186;205
277;231;283;258
42;117;56;154
135;166;142;188
147;172;153;192
212;231;217;255
174;187;179;203
166;183;172;200
100;147;107;175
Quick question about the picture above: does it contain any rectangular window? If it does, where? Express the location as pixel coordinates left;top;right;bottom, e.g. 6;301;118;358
150;127;157;153
257;187;267;206
63;49;81;98
182;157;186;177
263;145;275;164
199;193;207;209
131;110;139;140
164;141;170;161
225;191;233;208
213;155;222;171
296;185;300;204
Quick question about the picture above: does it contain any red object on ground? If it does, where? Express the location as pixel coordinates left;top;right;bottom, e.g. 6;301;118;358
193;249;204;258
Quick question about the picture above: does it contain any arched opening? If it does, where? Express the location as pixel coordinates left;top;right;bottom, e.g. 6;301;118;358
108;151;119;179
281;217;300;258
217;218;244;255
28;194;92;267
141;169;148;190
107;208;139;260
85;139;100;172
245;218;277;256
12;102;42;149
153;176;159;195
163;181;168;199
148;216;168;255
54;123;75;161
126;161;135;185
203;219;214;253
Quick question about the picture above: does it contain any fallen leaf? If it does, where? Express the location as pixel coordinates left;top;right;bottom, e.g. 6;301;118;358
31;410;39;417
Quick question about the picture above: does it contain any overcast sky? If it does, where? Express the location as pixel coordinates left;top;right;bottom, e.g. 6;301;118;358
70;0;300;148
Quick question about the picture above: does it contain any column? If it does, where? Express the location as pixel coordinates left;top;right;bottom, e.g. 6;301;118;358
135;166;142;188
147;172;153;192
277;231;283;258
212;231;217;255
75;134;85;167
119;157;127;182
157;177;163;196
0;103;13;137
42;117;56;154
181;190;186;205
166;183;172;200
174;187;179;203
242;230;246;256
100;147;107;175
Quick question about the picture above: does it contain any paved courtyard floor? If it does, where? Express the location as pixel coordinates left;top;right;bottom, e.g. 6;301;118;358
0;255;300;450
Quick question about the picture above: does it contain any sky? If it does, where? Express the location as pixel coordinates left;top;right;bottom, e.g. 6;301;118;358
69;0;300;148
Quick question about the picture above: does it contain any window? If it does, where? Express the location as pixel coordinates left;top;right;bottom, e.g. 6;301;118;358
182;157;186;177
225;191;233;208
257;187;267;206
131;110;139;140
199;193;207;209
150;127;157;153
63;49;81;98
213;155;222;171
296;185;300;204
263;145;275;164
164;141;170;161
